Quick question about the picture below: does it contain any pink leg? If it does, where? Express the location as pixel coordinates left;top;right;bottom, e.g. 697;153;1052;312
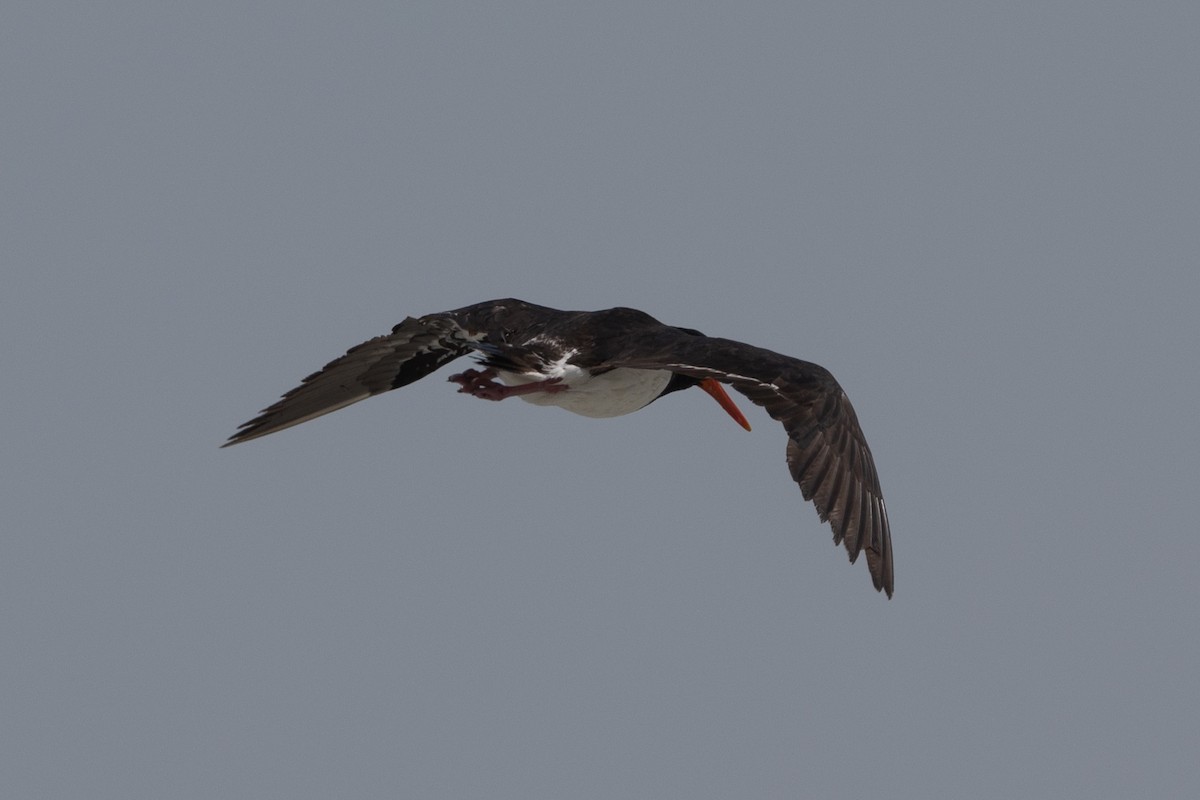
448;368;567;401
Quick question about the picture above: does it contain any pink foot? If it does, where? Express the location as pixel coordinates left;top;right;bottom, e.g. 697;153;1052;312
448;368;567;401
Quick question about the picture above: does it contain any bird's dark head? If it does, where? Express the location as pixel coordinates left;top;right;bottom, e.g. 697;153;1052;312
662;373;752;431
658;326;707;397
657;326;753;431
661;371;703;396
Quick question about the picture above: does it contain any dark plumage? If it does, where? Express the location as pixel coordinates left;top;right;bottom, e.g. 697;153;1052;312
225;299;893;596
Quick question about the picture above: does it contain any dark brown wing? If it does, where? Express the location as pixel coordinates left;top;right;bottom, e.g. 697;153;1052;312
614;332;893;597
223;299;588;447
223;316;471;446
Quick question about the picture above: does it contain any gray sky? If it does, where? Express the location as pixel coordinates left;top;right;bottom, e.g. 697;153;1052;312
4;2;1198;798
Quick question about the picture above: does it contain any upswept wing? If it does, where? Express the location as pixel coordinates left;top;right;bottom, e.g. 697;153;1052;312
614;333;894;597
222;316;469;446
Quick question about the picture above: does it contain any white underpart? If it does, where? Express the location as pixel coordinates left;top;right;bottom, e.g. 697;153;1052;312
495;358;673;418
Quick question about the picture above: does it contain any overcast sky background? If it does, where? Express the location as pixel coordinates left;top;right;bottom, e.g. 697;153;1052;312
4;3;1198;798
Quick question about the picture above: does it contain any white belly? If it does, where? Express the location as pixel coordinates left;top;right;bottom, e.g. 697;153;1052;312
497;365;672;418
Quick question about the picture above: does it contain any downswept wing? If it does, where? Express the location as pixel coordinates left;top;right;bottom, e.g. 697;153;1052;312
615;333;894;597
223;316;470;447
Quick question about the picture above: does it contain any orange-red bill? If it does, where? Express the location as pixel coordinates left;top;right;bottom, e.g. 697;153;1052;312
699;377;752;431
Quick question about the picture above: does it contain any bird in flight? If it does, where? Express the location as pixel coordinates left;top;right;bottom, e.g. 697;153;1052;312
225;299;893;596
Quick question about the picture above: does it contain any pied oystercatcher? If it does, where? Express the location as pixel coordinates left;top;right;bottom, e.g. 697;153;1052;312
224;299;893;596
